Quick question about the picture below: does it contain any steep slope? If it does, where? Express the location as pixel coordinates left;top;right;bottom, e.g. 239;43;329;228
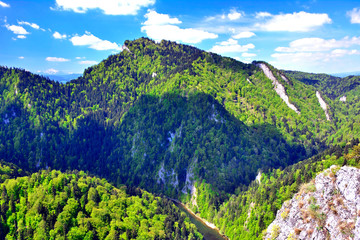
1;38;332;196
0;168;202;239
284;70;360;144
1;38;360;239
264;165;360;240
196;141;359;239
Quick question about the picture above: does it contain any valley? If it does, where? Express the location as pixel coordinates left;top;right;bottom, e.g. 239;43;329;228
1;38;360;239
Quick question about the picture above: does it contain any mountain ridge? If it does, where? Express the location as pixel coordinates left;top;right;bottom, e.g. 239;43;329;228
1;37;360;239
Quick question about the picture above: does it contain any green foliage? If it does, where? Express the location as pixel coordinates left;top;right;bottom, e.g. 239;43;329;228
191;141;360;239
1;37;360;239
0;169;201;239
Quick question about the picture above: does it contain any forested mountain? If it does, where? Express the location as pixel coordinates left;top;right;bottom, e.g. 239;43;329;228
1;37;360;239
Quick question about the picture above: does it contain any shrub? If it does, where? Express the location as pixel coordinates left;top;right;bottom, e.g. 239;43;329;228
270;224;280;239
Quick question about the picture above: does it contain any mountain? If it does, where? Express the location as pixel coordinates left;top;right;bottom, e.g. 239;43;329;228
44;73;82;83
332;71;360;78
1;37;360;239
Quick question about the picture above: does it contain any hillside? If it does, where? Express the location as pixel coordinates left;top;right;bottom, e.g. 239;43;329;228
1;37;360;239
0;165;202;239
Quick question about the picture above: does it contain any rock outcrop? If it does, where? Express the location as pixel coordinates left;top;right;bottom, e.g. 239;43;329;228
316;91;331;121
264;165;360;240
257;63;300;114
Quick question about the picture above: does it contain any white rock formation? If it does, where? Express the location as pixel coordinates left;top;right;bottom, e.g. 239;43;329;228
156;162;179;187
152;72;157;78
280;74;290;84
339;96;347;102
121;44;131;53
257;63;300;114
316;91;330;121
264;165;360;240
256;171;262;184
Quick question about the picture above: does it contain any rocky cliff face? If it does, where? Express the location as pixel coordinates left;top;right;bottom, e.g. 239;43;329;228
264;165;360;240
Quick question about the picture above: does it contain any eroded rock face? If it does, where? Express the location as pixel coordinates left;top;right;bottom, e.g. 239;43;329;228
264;165;360;240
257;63;300;115
316;91;331;121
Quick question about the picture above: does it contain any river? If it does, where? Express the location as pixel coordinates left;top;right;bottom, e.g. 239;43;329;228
172;201;228;240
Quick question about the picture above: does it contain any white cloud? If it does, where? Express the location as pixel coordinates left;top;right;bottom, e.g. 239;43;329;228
46;57;70;62
330;49;360;57
242;52;256;57
54;0;155;15
5;24;29;35
18;56;24;59
233;31;255;39
347;8;360;24
75;57;85;59
272;50;360;65
209;38;255;54
272;36;360;72
141;10;218;44
17;21;40;30
53;31;67;39
227;9;242;20
17;35;26;39
70;32;121;51
43;68;59;74
144;10;181;25
256;11;331;32
256;12;272;18
275;36;360;52
0;1;9;7
79;60;98;65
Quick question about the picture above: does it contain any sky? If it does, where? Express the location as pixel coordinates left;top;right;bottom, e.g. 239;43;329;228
1;0;360;75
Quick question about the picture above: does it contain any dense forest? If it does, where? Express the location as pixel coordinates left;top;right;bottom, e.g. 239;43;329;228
0;163;202;239
1;37;360;239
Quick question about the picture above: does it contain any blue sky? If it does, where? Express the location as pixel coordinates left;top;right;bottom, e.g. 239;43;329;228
1;0;360;75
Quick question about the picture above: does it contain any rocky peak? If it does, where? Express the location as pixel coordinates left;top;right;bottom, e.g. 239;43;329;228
264;165;360;240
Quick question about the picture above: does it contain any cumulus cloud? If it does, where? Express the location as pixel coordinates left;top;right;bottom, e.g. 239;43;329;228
143;10;181;25
227;9;242;20
79;60;98;65
272;50;360;64
17;21;41;30
275;36;360;52
18;56;24;59
53;0;155;15
53;31;67;39
209;38;255;54
233;31;255;39
46;57;70;62
256;11;331;32
272;37;360;72
5;24;29;35
0;1;9;7
70;32;121;51
347;8;360;24
141;10;218;44
43;68;59;74
17;35;26;39
256;12;272;18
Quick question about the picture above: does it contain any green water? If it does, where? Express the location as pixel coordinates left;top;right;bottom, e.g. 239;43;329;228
173;201;227;240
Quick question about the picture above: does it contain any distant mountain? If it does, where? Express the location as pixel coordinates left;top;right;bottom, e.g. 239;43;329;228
44;73;82;83
332;71;360;78
1;37;360;239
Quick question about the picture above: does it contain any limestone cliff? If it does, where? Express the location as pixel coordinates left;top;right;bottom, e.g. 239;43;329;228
264;165;360;240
